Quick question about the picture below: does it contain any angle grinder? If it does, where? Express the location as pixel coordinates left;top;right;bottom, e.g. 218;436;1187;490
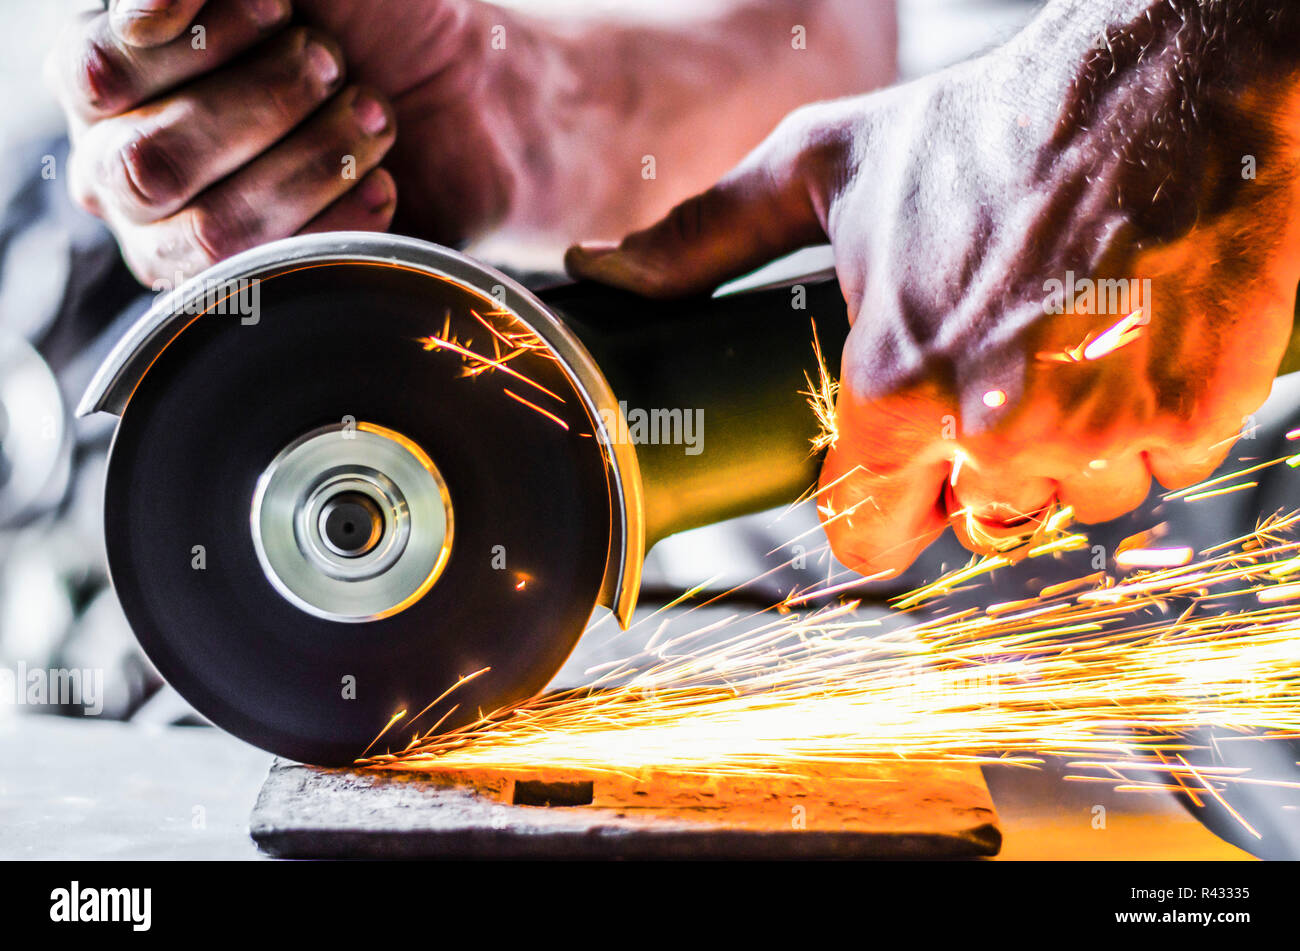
78;232;850;764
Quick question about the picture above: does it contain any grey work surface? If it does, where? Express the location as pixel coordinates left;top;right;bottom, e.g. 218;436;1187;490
0;716;271;860
0;717;1251;860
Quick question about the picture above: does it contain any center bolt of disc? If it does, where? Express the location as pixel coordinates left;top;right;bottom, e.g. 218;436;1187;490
319;491;385;557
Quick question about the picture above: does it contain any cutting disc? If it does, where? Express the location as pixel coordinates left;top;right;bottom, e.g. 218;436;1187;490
104;262;613;765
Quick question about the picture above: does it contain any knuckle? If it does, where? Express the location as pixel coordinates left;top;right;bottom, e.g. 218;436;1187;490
778;103;851;180
238;28;320;127
71;189;98;216
256;36;336;124
774;103;822;143
69;177;101;217
664;194;708;245
132;258;166;291
1229;378;1271;421
115;128;186;211
302;143;344;183
258;84;305;132
317;102;380;169
74;34;133;114
116;231;168;289
184;199;253;266
1160;411;1215;450
1147;456;1198;491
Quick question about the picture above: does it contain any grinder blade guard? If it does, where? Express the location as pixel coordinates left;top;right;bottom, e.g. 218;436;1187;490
80;233;849;765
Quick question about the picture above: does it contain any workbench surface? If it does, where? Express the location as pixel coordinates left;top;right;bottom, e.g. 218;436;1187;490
0;717;1250;860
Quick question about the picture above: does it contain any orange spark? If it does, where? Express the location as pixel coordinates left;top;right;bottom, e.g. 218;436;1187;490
1115;547;1193;570
1082;308;1148;361
418;330;566;404
799;320;839;453
502;387;570;430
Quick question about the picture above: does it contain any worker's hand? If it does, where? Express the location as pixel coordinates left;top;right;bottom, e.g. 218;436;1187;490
566;38;1300;575
50;0;554;287
47;0;400;286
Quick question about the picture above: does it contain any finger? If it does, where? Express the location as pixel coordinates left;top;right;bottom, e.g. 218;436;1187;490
565;105;845;298
943;456;1057;554
138;87;395;279
56;0;291;121
1055;453;1152;524
297;168;398;235
76;28;345;224
818;385;952;577
1146;431;1239;491
110;0;210;49
947;459;1056;527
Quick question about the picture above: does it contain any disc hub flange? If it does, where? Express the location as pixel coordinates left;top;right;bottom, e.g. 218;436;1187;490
250;422;453;622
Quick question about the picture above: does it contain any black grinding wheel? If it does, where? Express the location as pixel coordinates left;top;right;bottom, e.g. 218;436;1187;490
104;262;613;765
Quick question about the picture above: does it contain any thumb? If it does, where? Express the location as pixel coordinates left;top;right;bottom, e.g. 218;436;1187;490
565;109;836;298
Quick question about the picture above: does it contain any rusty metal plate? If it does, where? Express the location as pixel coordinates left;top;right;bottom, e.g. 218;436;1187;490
250;759;1002;859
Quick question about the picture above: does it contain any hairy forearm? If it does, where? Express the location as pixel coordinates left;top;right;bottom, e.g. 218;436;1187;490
1004;0;1300;104
971;0;1300;247
492;0;898;241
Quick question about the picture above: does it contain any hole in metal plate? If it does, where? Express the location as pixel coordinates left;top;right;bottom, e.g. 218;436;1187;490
512;780;595;807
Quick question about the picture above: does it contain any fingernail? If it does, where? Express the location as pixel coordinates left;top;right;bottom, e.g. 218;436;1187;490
360;174;393;212
354;94;389;136
565;242;621;274
572;241;618;260
116;0;174;13
306;41;341;86
243;0;289;29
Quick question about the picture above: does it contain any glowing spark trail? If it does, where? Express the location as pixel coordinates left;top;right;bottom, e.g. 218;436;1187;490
1082;308;1148;361
800;320;839;453
1115;547;1194;570
417;307;566;405
502;388;570;430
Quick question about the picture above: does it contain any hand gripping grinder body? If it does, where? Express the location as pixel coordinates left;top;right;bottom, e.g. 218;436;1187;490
79;233;850;765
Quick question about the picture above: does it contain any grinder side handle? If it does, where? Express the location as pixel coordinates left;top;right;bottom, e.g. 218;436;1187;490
540;276;850;546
